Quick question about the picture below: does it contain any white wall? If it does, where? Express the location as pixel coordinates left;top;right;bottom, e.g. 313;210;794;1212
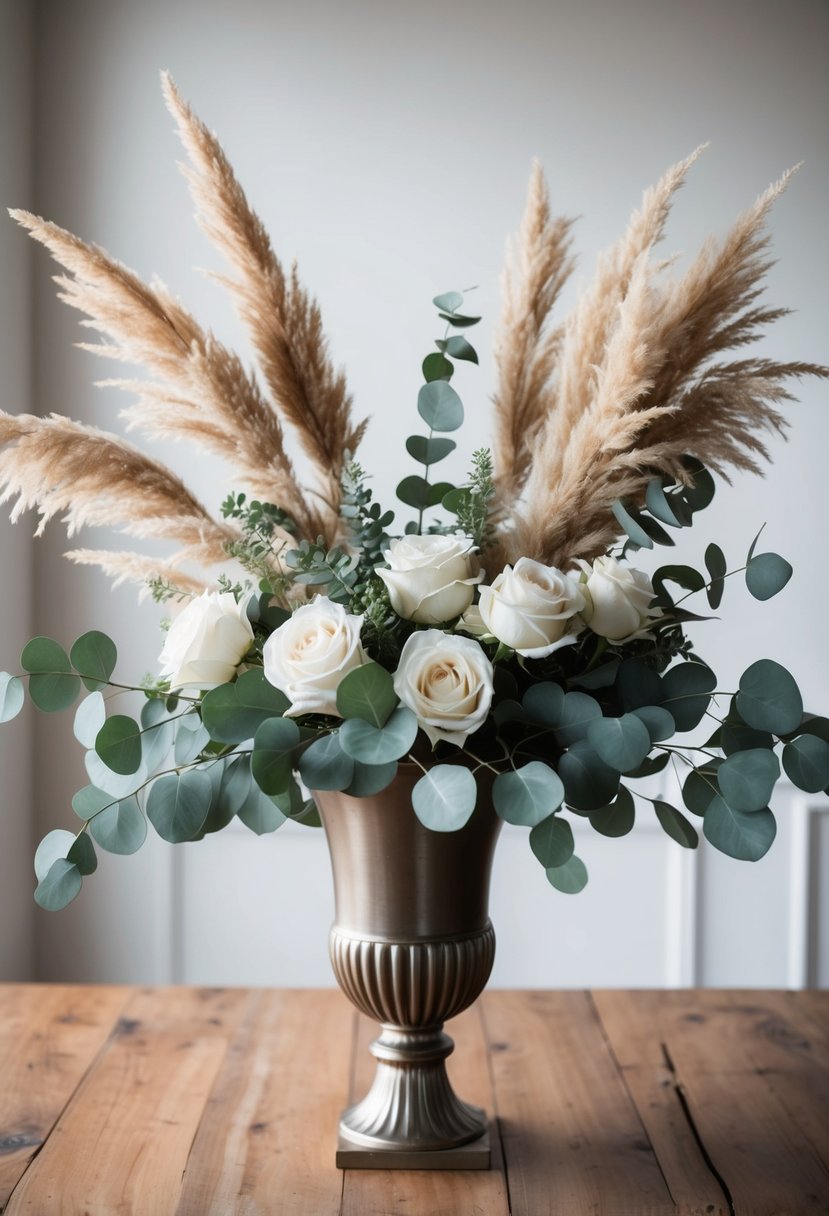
1;0;827;985
0;0;35;981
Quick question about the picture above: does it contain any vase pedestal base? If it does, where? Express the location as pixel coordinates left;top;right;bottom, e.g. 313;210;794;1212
336;1119;491;1170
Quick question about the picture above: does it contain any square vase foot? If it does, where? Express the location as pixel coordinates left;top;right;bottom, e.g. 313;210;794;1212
336;1118;492;1171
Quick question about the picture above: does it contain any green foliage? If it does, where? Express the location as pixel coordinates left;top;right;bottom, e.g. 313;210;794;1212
95;715;142;775
587;714;651;773
0;672;24;723
147;770;212;843
344;760;399;797
545;854;588;894
661;661;716;731
73;692;106;748
202;669;290;744
222;491;296;589
88;797;147;855
493;763;564;826
442;448;495;548
654;801;698;848
298;731;355;791
745;552;793;601
737;659;803;735
21;637;80;712
338;706;418;764
412;764;477;831
70;631;117;691
558;741;620;811
283;538;358;603
336;663;397;727
703;797;777;862
417;381;464;432
251;717;301;795
35;858;83;911
529;814;574;868
704;543;727;609
588;786;635;837
783;734;829;793
718;749;780;812
237;784;286;835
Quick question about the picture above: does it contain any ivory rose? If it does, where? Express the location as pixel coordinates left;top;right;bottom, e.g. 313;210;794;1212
158;590;254;690
393;630;494;747
377;534;482;625
578;556;662;641
477;557;585;658
263;597;366;717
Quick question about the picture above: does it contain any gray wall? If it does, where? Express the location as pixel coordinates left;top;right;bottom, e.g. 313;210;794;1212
0;0;827;983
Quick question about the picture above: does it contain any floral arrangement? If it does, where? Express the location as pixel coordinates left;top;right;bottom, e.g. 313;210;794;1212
1;76;827;911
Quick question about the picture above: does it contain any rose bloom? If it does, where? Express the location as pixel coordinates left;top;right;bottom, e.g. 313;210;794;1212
578;555;662;641
158;590;254;691
477;557;585;658
376;534;482;625
393;629;494;747
263;596;366;717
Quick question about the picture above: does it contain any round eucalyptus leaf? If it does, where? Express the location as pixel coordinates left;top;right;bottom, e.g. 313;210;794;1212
737;659;803;735
745;552;793;602
95;715;142;775
654;801;699;848
21;636;80;713
631;705;675;743
437;311;480;328
790;715;829;745
338;706;418;765
417;380;464;432
34;829;77;881
545;854;588;894
396;474;434;509
421;353;453;383
588;785;635;837
85;749;145;798
73;692;106;749
67;832;97;876
681;458;715;512
147;770;212;843
703;797;777;861
202;755;252;833
411;765;477;832
406;434;456;465
645;478;683;528
558;741;620;811
72;784;112;821
651;565;706;601
0;672;24;723
555;692;602;747
251;717;300;794
529;814;574;868
433;290;463;313
70;630;117;691
201;668;290;744
587;714;651;773
718;749;780;812
493;762;564;826
611;499;653;549
344;760;399;797
88;797;147;855
298;731;355;791
626;752;670;779
682;764;721;816
522;681;565;726
661;661;716;731
34;858;82;912
427;480;455;507
336;662;397;727
174;718;211;766
721;721;774;755
237;785;286;835
783;734;829;793
443;335;478;363
704;543;727;610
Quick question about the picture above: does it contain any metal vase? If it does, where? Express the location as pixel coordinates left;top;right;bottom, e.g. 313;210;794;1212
314;763;502;1169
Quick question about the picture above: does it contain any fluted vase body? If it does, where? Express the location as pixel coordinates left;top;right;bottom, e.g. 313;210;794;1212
314;764;502;1168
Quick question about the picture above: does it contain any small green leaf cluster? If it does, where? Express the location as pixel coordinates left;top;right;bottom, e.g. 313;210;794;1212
283;539;359;603
221;491;297;590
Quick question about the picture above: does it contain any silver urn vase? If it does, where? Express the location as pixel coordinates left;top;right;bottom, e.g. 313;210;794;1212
314;763;502;1169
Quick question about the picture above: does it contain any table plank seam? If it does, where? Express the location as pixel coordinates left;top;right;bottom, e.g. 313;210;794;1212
1;986;136;1215
660;1039;736;1216
477;998;514;1216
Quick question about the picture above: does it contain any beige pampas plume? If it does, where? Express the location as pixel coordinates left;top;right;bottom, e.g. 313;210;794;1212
8;209;318;540
492;160;575;507
500;159;828;571
66;550;210;599
0;411;236;567
161;71;366;536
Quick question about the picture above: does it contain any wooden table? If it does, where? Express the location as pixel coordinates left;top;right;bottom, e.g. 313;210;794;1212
0;986;827;1214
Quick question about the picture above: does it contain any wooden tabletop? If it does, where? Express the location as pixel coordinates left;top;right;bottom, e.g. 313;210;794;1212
0;986;826;1214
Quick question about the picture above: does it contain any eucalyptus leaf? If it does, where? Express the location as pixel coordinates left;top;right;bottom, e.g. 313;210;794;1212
737;659;803;735
34;858;82;911
70;630;117;691
34;829;78;882
338;706;418;765
522;681;565;726
626;752;670;779
587;714;651;773
661;661;716;731
615;659;663;711
251;717;301;795
703;797;777;861
417;380;464;432
437;312;481;328
555;692;602;747
651;565;706;601
67;833;97;876
645;478;684;528
411;764;477;831
681;458;715;512
336;663;397;727
344;760;399;797
493;762;564;826
558;741;620;811
443;335;478;363
201;668;290;745
433;290;463;313
0;672;24;723
654;801;698;848
718;749;780;812
588;785;635;837
237;785;286;835
88;797;147;855
95;715;142;775
721;721;774;755
85;749;145;798
298;730;355;790
745;552;793;601
202;755;251;833
682;764;722;817
73;692;106;749
631;705;675;743
704;543;727;610
529;814;575;868
396;474;434;509
147;770;212;843
405;435;456;465
173;718;211;766
421;352;453;382
783;734;829;793
21;636;80;712
611;499;653;549
546;854;588;894
72;784;112;821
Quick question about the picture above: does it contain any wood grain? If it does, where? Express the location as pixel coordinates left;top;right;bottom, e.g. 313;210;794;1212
340;1004;510;1216
0;983;134;1212
481;989;677;1216
4;986;247;1216
175;988;353;1216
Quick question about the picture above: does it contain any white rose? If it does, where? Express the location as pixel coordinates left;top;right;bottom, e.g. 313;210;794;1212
478;557;585;659
376;534;483;625
158;590;254;691
263;596;366;717
578;555;662;642
393;630;494;747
